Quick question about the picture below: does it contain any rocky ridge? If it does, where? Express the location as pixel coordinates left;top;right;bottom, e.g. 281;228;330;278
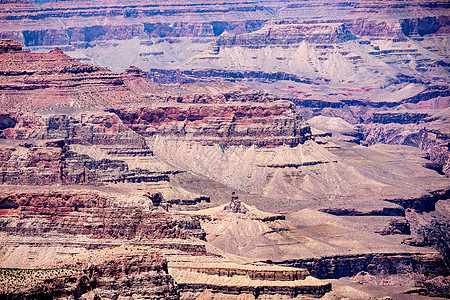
0;40;146;112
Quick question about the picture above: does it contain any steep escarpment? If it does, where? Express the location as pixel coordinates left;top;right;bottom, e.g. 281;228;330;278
0;26;448;299
0;39;144;112
216;21;356;47
363;109;450;175
400;16;450;36
0;248;180;300
0;39;312;150
0;141;173;185
1;111;145;146
278;252;448;279
0;190;205;240
112;101;311;147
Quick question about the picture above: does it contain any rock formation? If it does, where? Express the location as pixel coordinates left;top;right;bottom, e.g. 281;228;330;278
0;248;180;300
111;100;311;147
0;6;449;296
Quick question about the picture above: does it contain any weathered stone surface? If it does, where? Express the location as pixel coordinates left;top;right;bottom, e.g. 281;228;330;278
112;101;311;147
363;109;450;175
0;190;204;240
0;4;448;296
0;248;180;300
279;252;448;279
2;111;146;146
0;39;144;112
0;142;169;185
217;21;356;47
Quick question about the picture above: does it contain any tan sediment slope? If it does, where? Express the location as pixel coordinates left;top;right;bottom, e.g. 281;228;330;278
150;135;449;212
182;203;437;261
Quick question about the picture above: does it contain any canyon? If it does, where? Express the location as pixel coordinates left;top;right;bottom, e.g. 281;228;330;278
0;0;449;299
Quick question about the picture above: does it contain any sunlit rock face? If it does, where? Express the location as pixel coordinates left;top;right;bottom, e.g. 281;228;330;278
0;0;449;297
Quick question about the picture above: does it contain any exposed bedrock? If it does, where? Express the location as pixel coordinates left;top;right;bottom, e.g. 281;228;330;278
0;142;171;185
296;88;450;115
369;111;438;125
111;101;311;147
0;38;22;53
177;282;331;299
384;189;450;213
403;202;450;268
277;252;448;279
363;114;450;176
318;207;405;217
0;40;146;112
146;68;319;85
1;1;447;51
0;249;179;300
1;111;145;146
169;261;332;299
15;20;266;48
400;16;449;36
0;191;205;241
217;21;356;47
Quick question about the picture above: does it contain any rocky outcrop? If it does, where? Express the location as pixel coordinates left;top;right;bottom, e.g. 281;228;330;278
400;16;450;36
0;144;66;185
0;40;312;150
0;249;179;300
0;13;448;299
369;111;436;125
0;191;205;240
318;207;405;217
277;252;448;279
404;207;450;268
384;189;450;213
171;263;310;281
146;68;317;85
112;101;311;147
1;111;146;146
416;275;450;298
0;39;144;112
77;250;179;300
363;111;450;175
0;38;21;54
170;262;331;299
217;21;356;47
379;219;411;235
0;142;171;185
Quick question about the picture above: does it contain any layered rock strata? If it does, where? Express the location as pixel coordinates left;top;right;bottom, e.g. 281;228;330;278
0;248;180;300
0;142;173;185
0;190;205;240
179;201;448;285
0;37;448;299
278;252;447;279
171;267;331;299
216;21;356;47
112;101;311;147
1;111;146;146
0;39;144;112
363;109;450;176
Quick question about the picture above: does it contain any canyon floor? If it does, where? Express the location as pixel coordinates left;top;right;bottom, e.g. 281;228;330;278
0;0;449;299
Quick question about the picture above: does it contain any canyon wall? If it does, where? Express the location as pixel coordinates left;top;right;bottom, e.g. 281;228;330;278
0;249;180;300
112;101;311;147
